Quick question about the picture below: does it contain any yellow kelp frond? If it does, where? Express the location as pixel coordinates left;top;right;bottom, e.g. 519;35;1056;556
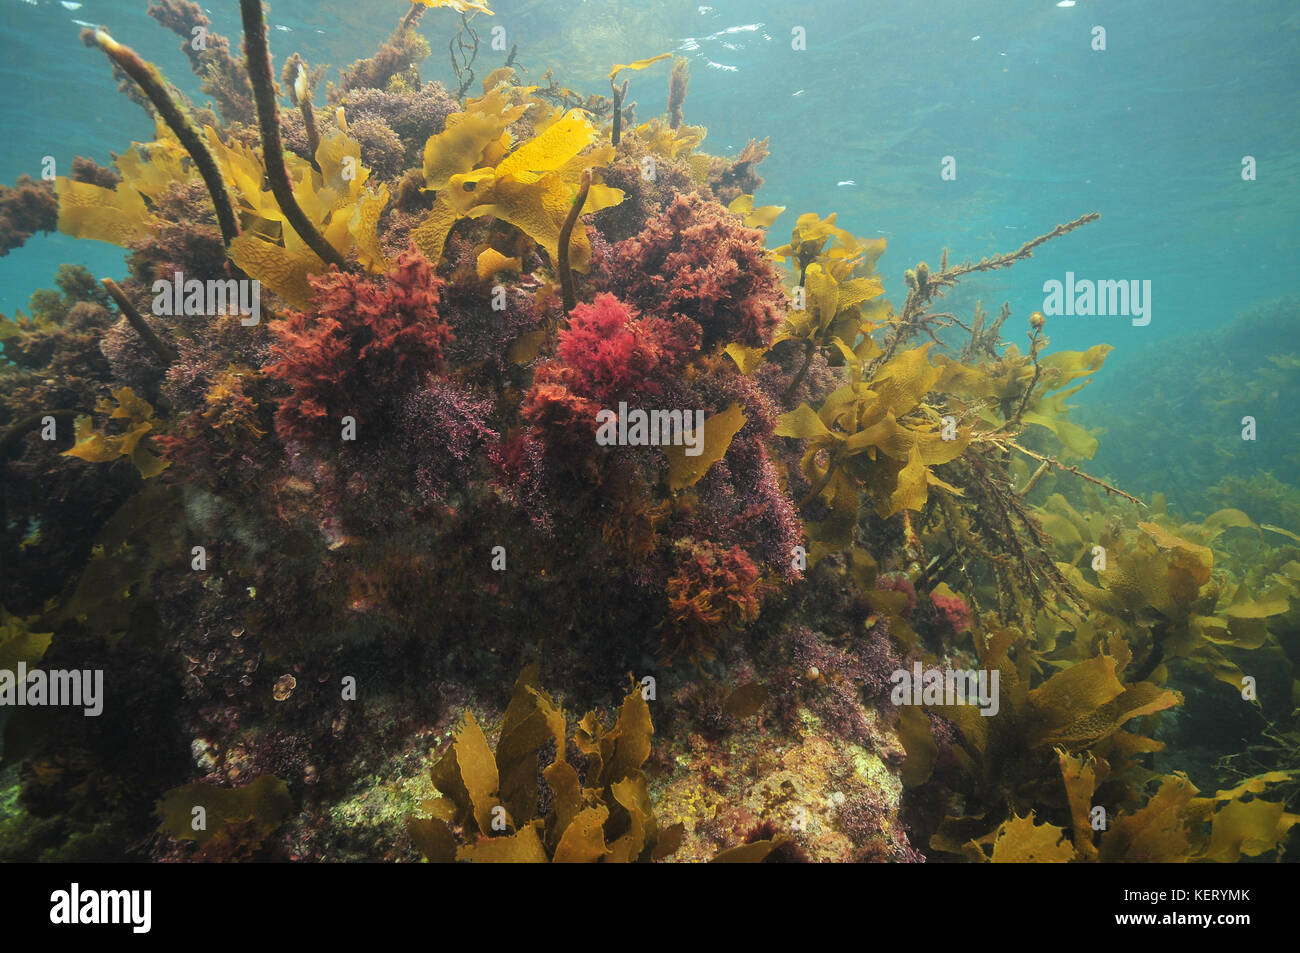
228;233;320;311
981;813;1075;863
494;109;595;183
204;127;278;224
53;120;209;247
916;620;1187;859
1084;771;1298;862
157;775;294;850
763;260;885;390
1012;343;1113;459
414;0;494;14
211;123;389;304
314;126;371;201
54;177;158;247
1039;342;1113;389
476;247;521;281
62;386;168;478
422;111;514;189
1050;507;1295;695
870;343;944;417
1098;774;1200;862
1057;749;1101;860
772;211;864;276
779;343;974;533
462;169;623;270
1024;654;1181;749
608;53;672;80
410;195;463;265
413;102;623;268
727;194;785;229
463;81;535;122
778;212;846;255
114;122;196;204
1198;797;1300;862
888;442;930;514
662;403;747;491
410;666;680;863
349;185;391;272
633;117;707;161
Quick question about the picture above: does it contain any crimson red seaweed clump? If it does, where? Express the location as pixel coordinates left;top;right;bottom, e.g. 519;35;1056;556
595;193;786;350
665;538;769;660
929;588;972;635
266;245;452;446
521;294;697;467
876;573;918;615
555;292;698;402
521;369;604;460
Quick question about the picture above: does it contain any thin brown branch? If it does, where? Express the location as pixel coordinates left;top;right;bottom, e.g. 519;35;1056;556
944;212;1100;281
1000;438;1145;506
798;451;840;510
101;278;178;364
558;170;592;314
782;340;816;405
873;213;1100;373
1017;461;1051;498
1008;324;1045;427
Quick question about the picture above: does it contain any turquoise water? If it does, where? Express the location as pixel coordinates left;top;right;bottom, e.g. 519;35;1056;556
2;0;1297;508
1;0;1298;868
5;0;1298;362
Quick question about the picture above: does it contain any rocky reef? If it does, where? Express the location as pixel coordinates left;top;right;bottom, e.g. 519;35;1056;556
0;0;1296;864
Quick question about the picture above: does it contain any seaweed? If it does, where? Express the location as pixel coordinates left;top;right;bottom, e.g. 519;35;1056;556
408;666;683;862
62;387;169;479
0;175;58;257
80;29;241;248
970;760;1299;863
239;0;347;270
147;0;255;126
411;81;624;270
156;774;294;858
2;0;1291;867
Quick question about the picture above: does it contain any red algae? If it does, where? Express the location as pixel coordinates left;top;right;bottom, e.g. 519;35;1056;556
0;0;1290;874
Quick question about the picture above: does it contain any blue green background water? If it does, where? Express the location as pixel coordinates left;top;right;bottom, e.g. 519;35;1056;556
2;0;1297;501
